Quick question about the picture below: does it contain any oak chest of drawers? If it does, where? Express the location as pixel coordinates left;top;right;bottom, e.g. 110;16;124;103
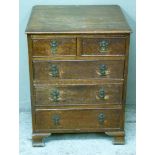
25;5;131;146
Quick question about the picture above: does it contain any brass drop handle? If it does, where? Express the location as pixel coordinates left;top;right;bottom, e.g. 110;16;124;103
99;64;107;76
96;88;109;100
99;40;109;53
49;64;59;77
98;113;105;125
52;115;60;126
50;40;58;54
50;89;60;102
98;88;105;99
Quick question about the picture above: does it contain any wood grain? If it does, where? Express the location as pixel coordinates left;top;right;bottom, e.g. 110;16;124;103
35;108;121;131
32;37;76;56
33;60;125;82
82;37;126;56
25;5;131;34
34;83;123;105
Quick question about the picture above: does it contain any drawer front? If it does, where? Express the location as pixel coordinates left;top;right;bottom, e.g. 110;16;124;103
35;108;121;131
82;37;126;56
34;83;123;105
33;60;124;82
32;38;76;56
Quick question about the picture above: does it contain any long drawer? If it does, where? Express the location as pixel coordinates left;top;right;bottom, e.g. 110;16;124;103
33;60;124;82
35;108;122;131
34;82;123;106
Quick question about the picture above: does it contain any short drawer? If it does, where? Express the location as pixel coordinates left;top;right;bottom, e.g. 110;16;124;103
32;37;76;57
35;108;121;131
81;37;126;56
33;60;124;82
34;83;123;105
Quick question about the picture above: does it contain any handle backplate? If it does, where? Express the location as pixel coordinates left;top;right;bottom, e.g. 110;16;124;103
50;89;60;102
99;64;107;76
98;88;105;99
49;64;59;77
99;40;109;53
98;113;105;125
52;114;60;126
50;40;58;54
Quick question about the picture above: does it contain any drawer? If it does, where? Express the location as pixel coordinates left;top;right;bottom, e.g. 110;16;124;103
32;37;76;56
81;37;126;56
33;60;124;82
34;83;123;105
35;108;121;131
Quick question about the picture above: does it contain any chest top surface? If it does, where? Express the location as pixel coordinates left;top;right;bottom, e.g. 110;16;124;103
25;5;131;34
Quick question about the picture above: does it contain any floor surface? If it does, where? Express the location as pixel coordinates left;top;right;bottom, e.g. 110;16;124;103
20;104;136;155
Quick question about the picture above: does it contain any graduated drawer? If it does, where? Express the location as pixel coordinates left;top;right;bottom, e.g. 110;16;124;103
32;37;76;57
35;108;121;131
34;83;123;105
81;37;126;56
33;60;124;81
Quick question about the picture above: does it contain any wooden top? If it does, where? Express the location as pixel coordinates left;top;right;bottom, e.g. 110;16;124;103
25;5;131;34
